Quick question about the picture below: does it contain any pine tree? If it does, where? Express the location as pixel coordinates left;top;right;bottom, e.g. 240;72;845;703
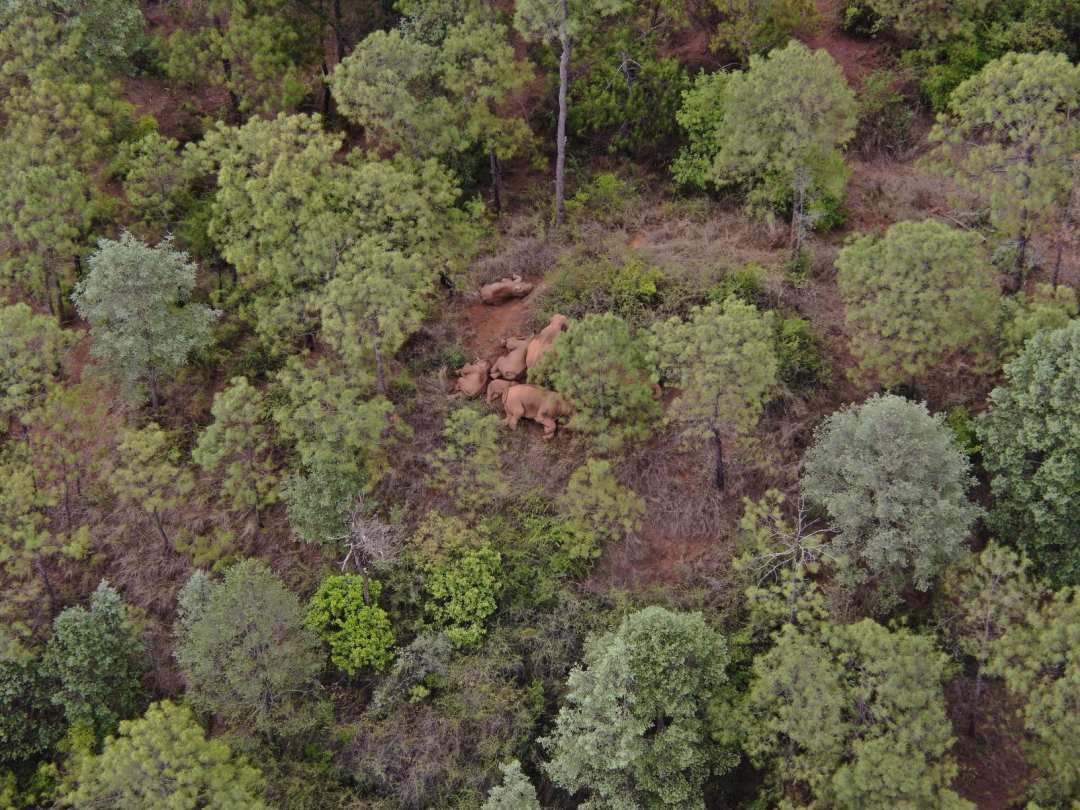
429;406;508;515
482;761;542;810
111;423;193;552
651;297;777;490
0;303;71;430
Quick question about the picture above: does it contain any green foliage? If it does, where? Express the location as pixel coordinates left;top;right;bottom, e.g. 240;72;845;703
425;546;502;648
542;606;734;810
541;254;667;327
117;132;192;229
163;0;317;115
977;320;1080;585
0;303;70;427
1;0;146;70
273;357;396;487
562;458;645;547
866;0;989;43
282;463;360;546
42;581;147;740
0;655;64;767
305;575;395;676
746;620;970;809
429;407;508;514
672;71;731;190
854;69;915;156
111;423;194;548
482;760;541;810
192;377;280;520
836;219;999;386
569;31;688;156
711;0;819;64
531;313;659;454
929;52;1080;275
330;14;531;163
945;406;982;457
775;316;830;389
713;41;856;235
989;586;1080;804
652;297;777;480
803;394;980;591
59;700;268;809
1002;283;1079;359
71;232;218;406
174;560;325;739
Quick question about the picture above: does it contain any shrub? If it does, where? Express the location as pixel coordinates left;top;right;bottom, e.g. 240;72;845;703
305;575;396;675
541;254;668;327
775;316;830;389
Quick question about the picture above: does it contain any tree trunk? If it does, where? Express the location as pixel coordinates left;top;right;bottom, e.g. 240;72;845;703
214;16;242;122
791;165;809;257
489;149;503;214
153;510;170;554
1051;169;1077;290
554;3;570;228
713;429;725;491
148;366;160;411
360;569;371;605
333;0;346;63
1010;145;1036;292
34;556;58;619
374;343;386;396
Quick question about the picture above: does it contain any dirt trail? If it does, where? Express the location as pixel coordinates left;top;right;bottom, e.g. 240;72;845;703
457;291;539;361
802;0;882;85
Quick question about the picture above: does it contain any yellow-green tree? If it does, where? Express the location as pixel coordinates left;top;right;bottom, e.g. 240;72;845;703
930;51;1080;288
0;304;71;431
836;219;1000;386
111;423;194;552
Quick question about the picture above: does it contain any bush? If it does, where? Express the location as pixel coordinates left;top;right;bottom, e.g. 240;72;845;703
541;254;668;328
305;575;396;675
854;70;915;156
564;171;636;227
775;317;830;389
838;0;881;35
709;262;766;306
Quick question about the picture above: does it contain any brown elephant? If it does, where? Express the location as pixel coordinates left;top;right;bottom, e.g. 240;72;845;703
452;359;490;398
480;275;534;305
490;335;532;380
502;384;573;439
485;378;512;406
525;314;569;368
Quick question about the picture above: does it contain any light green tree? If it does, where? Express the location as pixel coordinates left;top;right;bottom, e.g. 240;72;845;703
174;560;325;739
542;606;733;810
865;0;990;43
836;219;1000;386
305;574;395;675
562;458;644;546
936;542;1045;736
651;297;777;490
671;71;731;190
1001;282;1078;359
425;547;502;648
977;320;1080;586
429;406;508;514
192;377;279;524
112;423;194;552
514;0;626;225
711;0;818;65
482;760;542;810
1;0;146;70
163;0;317;117
117;132;192;229
989;586;1080;804
531;313;659;454
319;242;427;394
930;52;1080;287
803;394;980;592
43;581;147;740
281;462;360;545
59;700;269;810
714;40;856;252
0;303;71;429
71;232;218;408
746;620;971;809
272;357;396;487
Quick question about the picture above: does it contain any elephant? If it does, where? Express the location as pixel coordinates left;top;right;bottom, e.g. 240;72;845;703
480;275;534;305
490;335;532;380
525;314;569;369
453;359;490;398
502;384;573;439
485;378;512;407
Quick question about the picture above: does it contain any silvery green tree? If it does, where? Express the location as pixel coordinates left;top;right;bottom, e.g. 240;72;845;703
712;40;856;252
514;0;626;225
930;51;1080;289
542;606;733;809
482;761;541;810
836;219;1000;386
71;232;218;408
977;320;1080;586
802;394;980;593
